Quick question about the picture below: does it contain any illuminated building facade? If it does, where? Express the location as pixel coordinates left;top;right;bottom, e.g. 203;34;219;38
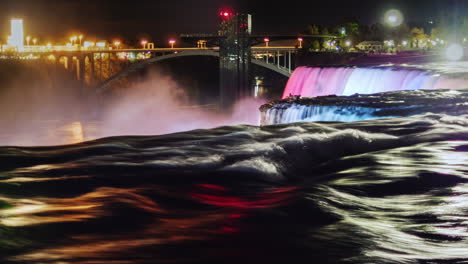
10;19;24;51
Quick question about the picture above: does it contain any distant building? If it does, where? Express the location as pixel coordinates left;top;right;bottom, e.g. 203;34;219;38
10;19;24;52
356;41;383;53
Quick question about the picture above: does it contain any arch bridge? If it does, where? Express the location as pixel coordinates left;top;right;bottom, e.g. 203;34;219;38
27;46;298;89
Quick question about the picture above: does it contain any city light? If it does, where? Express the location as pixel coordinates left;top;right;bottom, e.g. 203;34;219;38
384;40;395;47
10;19;24;51
26;36;31;46
446;43;464;61
169;39;176;49
345;40;351;47
298;37;303;48
264;38;269;47
114;41;121;49
402;40;408;47
70;36;78;45
83;41;95;49
384;9;404;27
219;10;232;19
96;42;106;48
141;40;148;49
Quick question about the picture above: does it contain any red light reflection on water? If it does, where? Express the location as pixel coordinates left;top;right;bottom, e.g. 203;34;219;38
192;185;298;233
7;185;299;262
192;186;298;209
197;184;229;191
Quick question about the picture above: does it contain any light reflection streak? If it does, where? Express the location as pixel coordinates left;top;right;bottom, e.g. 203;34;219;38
0;175;90;183
323;140;468;262
5;185;298;263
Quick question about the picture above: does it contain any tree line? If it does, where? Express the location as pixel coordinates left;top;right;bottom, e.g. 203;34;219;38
303;17;468;50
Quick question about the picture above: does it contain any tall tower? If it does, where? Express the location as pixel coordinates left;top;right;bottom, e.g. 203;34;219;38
218;11;252;108
10;19;24;52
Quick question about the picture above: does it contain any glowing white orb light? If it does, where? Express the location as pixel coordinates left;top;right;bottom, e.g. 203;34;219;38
446;44;464;61
384;9;404;27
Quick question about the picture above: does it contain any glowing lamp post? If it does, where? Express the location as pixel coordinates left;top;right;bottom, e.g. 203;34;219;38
384;9;404;27
298;37;303;48
79;35;83;46
114;41;121;49
169;39;176;49
70;36;77;45
141;40;148;49
33;38;37;46
26;36;31;46
264;38;270;47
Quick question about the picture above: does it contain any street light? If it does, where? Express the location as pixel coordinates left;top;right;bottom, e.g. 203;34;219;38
141;40;148;49
264;37;269;47
384;9;404;27
298;37;303;48
169;39;176;49
70;36;77;45
345;40;351;47
79;35;83;46
26;36;31;46
33;38;37;46
114;41;121;49
402;40;408;47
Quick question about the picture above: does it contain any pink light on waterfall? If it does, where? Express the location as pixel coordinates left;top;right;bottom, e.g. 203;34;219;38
282;66;468;99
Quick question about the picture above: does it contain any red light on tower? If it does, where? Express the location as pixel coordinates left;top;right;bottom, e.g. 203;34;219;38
219;10;233;20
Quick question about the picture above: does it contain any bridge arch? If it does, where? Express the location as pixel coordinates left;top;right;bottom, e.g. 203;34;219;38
98;50;291;92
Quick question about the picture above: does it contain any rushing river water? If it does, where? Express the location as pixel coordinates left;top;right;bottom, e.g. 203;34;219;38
1;64;468;263
1;111;468;264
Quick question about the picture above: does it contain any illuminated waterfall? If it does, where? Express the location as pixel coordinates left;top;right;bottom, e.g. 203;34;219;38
263;105;394;124
261;66;468;125
281;66;467;99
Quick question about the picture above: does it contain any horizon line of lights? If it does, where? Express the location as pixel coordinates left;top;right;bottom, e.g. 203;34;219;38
1;18;181;53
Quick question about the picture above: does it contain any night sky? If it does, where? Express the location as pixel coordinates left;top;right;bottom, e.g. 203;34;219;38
0;0;466;45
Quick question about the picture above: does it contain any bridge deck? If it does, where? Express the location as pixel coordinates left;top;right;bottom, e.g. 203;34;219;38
7;46;298;55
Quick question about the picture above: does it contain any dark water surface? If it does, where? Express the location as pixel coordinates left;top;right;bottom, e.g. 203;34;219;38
1;111;468;263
